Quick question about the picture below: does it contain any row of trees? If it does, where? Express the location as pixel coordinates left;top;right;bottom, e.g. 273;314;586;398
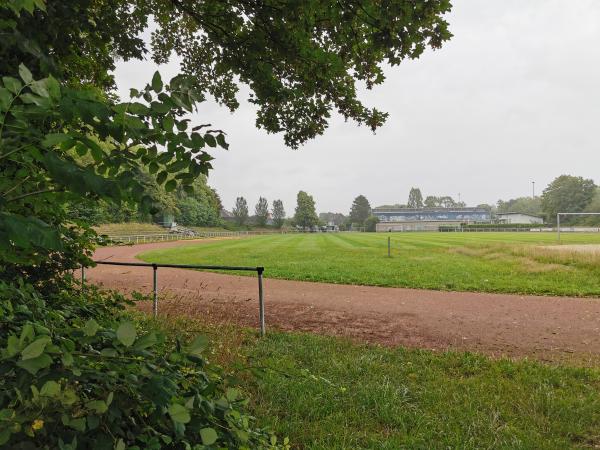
231;196;286;228
378;188;465;209
494;175;598;223
69;170;223;227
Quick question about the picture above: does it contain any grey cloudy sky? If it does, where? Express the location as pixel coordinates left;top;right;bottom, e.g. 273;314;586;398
114;0;600;214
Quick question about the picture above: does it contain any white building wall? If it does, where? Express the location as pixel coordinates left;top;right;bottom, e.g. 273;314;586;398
497;214;543;224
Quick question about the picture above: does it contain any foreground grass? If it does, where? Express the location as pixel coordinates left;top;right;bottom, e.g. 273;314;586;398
139;232;600;296
153;317;600;449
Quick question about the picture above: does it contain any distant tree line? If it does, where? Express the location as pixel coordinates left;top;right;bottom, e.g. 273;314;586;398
68;167;222;227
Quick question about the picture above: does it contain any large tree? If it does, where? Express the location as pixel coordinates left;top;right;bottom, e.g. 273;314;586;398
541;175;596;222
232;196;249;226
319;212;346;226
254;196;269;227
407;187;424;208
294;191;318;229
349;195;372;225
272;199;285;228
496;197;542;216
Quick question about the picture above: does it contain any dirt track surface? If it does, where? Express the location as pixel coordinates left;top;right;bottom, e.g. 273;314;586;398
89;240;600;363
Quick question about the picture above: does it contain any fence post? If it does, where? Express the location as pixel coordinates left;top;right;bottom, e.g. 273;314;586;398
152;263;158;318
257;267;265;336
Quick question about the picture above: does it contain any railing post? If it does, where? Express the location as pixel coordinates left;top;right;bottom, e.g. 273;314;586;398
152;263;158;318
257;267;265;336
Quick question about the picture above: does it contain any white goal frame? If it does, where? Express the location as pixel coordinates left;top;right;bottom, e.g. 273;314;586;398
556;212;600;241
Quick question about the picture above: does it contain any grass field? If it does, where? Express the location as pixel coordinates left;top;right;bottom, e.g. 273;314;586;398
155;317;600;449
138;232;600;296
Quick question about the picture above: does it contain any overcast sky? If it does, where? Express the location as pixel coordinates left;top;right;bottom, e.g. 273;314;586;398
114;0;600;214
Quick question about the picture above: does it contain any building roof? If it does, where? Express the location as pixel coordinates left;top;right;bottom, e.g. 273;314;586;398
496;212;543;218
373;206;488;213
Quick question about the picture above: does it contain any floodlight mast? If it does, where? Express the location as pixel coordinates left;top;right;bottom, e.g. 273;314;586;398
556;212;600;242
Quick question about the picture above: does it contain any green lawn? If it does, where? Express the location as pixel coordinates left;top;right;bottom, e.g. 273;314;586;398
155;317;600;449
138;232;600;296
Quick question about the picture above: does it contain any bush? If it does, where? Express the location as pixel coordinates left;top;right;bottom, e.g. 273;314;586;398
0;281;281;449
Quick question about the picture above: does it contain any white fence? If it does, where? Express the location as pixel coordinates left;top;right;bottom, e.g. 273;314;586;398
103;230;304;244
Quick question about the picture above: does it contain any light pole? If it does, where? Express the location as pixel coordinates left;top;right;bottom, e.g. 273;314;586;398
532;181;535;199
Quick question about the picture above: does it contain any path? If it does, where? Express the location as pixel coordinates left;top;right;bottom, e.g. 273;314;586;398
89;240;600;363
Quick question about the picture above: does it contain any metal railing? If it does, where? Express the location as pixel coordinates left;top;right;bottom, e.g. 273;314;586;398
82;261;266;336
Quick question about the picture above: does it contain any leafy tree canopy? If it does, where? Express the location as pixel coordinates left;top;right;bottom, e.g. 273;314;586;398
407;187;423;208
349;195;371;225
232;196;249;226
254;196;269;227
294;191;318;229
271;199;285;228
541;175;596;222
496;197;541;216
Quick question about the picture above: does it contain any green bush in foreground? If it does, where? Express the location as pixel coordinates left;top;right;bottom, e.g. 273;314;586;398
0;281;281;449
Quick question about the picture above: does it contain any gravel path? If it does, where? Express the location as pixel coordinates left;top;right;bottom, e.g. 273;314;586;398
89;240;600;363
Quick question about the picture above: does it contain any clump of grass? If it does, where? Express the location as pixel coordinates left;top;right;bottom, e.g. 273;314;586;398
513;245;600;269
143;314;600;449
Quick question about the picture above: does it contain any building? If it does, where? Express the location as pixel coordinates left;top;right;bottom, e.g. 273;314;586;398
495;212;544;225
374;206;491;232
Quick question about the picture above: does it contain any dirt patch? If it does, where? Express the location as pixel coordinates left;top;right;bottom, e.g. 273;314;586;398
543;244;600;254
88;240;600;365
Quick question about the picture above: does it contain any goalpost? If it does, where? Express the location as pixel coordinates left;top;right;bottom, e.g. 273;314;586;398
556;212;600;242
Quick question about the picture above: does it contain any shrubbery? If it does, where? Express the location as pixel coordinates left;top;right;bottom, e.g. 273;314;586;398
0;280;281;449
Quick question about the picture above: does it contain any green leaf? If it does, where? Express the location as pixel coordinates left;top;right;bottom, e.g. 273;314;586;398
67;417;86;432
0;212;63;251
40;380;61;397
115;438;125;450
19;323;34;346
163;115;174;131
0;409;14;420
16;353;52;375
18;64;33;84
204;134;216;147
42;133;72;147
216;133;229;150
168;403;191;424
83;319;99;336
86;400;108;414
200;427;218;445
2;76;22;94
62;352;74;366
0;87;12;110
0;428;10;446
46;75;60;99
186;335;208;357
156;171;168;185
151;71;163;93
21;336;51;360
30;79;50;98
116;322;136;347
6;335;20;357
165;179;176;192
133;332;158;351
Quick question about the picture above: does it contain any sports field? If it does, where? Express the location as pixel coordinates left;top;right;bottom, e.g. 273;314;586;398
139;232;600;297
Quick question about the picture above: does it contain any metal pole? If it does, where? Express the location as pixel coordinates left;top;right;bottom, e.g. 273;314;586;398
152;263;158;318
388;236;391;257
257;267;265;336
557;213;560;243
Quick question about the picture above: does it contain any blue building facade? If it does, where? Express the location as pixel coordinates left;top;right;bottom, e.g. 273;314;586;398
374;207;490;223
